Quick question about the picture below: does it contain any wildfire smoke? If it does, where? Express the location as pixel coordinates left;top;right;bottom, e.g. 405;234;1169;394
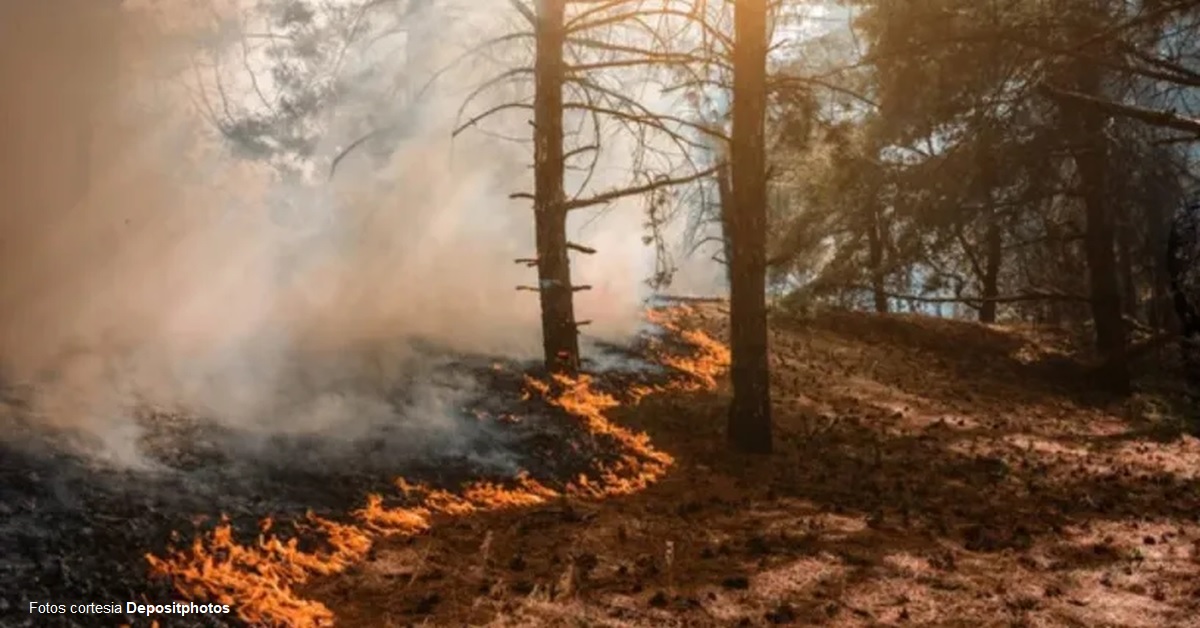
145;306;729;627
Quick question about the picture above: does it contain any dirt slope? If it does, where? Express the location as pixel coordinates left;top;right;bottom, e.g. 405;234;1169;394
308;306;1200;627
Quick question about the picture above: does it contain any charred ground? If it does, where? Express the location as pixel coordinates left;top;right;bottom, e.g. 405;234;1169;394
3;305;1199;627
0;318;703;628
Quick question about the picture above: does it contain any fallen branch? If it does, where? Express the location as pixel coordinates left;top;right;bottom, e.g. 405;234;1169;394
516;284;592;292
655;295;726;304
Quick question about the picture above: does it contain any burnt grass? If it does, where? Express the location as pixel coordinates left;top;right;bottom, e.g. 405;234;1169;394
9;305;1198;627
0;328;691;628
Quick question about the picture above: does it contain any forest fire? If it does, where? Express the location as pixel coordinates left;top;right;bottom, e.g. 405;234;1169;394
644;308;731;391
143;305;729;627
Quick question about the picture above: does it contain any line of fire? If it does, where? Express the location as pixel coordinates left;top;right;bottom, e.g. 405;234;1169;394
3;1;1200;627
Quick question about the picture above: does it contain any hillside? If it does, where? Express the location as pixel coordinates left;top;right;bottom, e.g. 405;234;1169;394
299;305;1200;627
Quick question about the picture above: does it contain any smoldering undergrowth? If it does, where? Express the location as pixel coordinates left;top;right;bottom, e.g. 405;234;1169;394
0;0;720;476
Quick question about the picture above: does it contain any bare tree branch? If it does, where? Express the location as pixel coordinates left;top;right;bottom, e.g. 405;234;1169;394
564;164;720;211
508;0;536;25
452;102;534;137
1038;83;1200;136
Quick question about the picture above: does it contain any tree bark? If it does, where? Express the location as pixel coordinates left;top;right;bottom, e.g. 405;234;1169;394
1150;210;1177;332
717;160;734;284
533;0;580;374
979;211;1003;323
1167;202;1200;389
726;0;772;454
975;126;1002;324
867;204;887;314
1066;56;1128;390
1117;218;1138;320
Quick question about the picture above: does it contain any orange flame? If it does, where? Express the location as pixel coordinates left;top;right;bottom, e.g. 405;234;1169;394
636;306;731;394
145;306;728;626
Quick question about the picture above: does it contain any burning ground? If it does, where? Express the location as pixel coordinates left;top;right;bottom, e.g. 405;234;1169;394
5;303;1200;627
301;303;1198;628
0;305;726;627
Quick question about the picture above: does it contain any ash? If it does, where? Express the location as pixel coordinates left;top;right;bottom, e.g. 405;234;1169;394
0;340;668;628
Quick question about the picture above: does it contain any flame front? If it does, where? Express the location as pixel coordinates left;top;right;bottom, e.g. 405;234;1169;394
145;306;729;626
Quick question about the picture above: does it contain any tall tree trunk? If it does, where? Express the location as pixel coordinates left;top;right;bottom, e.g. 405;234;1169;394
1146;197;1176;331
717;161;734;284
1151;258;1176;332
1167;202;1200;388
726;0;772;454
975;125;1002;324
979;211;1003;323
533;0;580;374
1117;222;1138;320
867;204;887;314
1151;227;1177;333
1067;57;1128;390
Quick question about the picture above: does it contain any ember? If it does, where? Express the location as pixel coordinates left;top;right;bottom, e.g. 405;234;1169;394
140;307;728;626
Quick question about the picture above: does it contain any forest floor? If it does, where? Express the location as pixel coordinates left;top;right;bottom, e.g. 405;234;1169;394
307;304;1200;627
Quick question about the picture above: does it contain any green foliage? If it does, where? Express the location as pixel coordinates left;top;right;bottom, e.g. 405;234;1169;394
766;0;1200;327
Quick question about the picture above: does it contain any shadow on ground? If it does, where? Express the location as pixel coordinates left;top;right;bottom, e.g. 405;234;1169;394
309;306;1200;627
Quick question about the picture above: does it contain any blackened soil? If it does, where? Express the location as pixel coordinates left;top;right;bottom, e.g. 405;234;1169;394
0;334;682;628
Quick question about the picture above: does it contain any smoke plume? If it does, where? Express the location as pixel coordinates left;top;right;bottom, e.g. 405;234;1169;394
0;0;718;468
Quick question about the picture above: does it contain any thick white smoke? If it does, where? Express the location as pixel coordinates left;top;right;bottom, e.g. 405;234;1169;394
0;0;721;468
